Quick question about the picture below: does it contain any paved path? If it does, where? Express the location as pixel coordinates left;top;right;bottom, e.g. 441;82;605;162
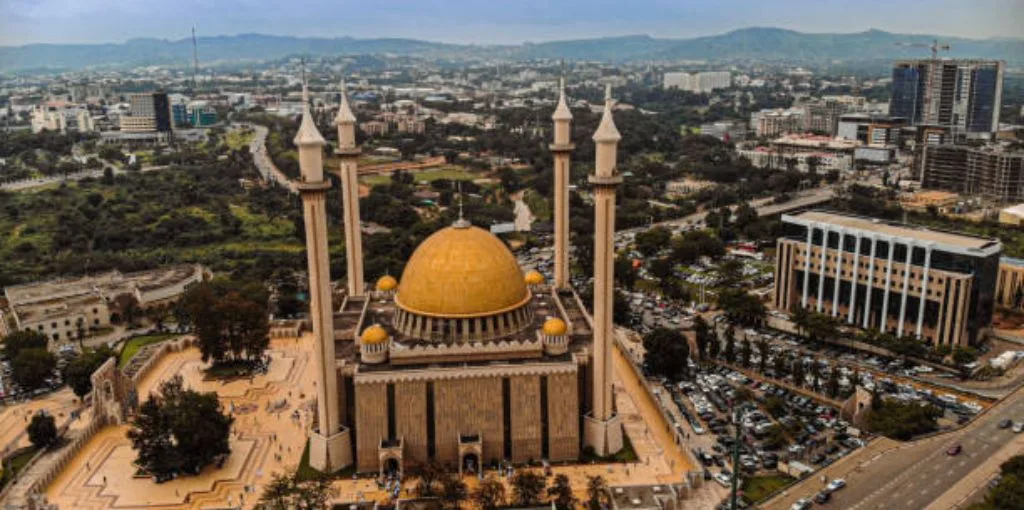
762;384;1024;510
242;123;296;194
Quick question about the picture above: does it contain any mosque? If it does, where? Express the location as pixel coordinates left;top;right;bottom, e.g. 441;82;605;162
293;78;626;475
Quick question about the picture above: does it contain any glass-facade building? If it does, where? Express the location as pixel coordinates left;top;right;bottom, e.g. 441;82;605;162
888;59;1004;134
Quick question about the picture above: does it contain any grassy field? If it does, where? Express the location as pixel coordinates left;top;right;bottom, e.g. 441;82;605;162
118;334;177;368
742;474;796;504
224;129;255;151
522;189;552;222
0;446;40;491
360;166;480;187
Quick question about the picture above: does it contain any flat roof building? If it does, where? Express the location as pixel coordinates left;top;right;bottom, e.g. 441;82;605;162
920;143;1024;201
773;211;1001;346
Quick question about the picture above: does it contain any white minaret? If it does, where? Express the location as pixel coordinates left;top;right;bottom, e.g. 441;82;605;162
294;80;349;472
583;85;624;456
550;78;574;289
335;78;365;297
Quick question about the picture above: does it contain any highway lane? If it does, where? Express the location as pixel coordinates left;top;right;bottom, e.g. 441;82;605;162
764;385;1024;509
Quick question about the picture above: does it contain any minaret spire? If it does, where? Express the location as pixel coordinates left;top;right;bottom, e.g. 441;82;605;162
583;83;624;456
292;67;349;472
336;74;365;296
550;74;574;289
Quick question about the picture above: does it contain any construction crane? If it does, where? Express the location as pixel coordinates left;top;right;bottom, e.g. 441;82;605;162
897;39;951;59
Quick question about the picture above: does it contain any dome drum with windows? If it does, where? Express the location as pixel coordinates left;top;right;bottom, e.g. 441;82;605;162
391;223;536;343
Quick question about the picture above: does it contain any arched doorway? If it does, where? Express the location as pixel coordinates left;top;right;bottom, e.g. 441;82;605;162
461;453;479;475
383;457;400;477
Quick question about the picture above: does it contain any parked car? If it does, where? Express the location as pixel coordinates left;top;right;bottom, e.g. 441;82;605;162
814;491;831;504
998;419;1011;429
790;498;812;510
947;444;962;456
1014;422;1024;433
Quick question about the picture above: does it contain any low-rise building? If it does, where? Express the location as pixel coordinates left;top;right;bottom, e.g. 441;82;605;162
998;204;1024;226
751;108;805;138
3;264;206;343
773;211;1001;346
920;143;1024;201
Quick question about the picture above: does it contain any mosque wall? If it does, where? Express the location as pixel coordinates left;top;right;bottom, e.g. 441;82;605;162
548;372;581;461
355;382;388;472
509;375;542;463
395;381;429;465
434;376;504;466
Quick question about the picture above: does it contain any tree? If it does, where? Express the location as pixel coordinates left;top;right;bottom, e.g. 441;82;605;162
28;412;58;449
474;475;506;510
127;375;233;477
642;327;690;381
694;316;711;361
2;330;48;360
258;472;337;510
510;469;546;507
113;294;142;328
635;226;672;257
864;400;942;440
809;359;822;392
415;461;444;497
773;352;788;376
11;348;56;391
548;474;577;510
756;339;769;373
440;473;469;510
723;327;737;364
62;346;116;397
709;331;722;359
739;338;752;369
826;363;840;398
717;288;766;327
792;358;806;387
181;280;271;366
586;475;610;510
953;346;979;378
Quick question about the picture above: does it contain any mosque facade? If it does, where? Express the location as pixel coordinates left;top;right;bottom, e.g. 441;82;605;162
293;79;624;475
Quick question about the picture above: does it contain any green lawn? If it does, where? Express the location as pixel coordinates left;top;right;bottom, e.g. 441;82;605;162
742;474;796;504
119;334;176;368
360;166;479;187
0;446;40;491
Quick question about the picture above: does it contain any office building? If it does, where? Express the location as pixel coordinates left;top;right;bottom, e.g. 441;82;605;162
890;59;1004;134
663;71;731;93
836;114;907;145
122;92;173;133
803;98;856;136
699;121;747;142
920;144;1024;201
172;103;189;127
773;211;1001;346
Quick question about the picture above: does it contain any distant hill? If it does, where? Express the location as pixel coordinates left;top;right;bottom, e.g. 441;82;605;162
1;27;1021;72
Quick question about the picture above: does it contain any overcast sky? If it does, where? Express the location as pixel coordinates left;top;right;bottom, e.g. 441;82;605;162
1;0;1021;46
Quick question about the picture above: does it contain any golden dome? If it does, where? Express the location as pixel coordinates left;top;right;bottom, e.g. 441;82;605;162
524;270;545;285
376;275;398;292
361;324;390;344
396;225;531;318
542;317;568;336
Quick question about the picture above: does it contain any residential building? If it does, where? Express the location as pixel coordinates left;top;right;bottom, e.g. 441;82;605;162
773;210;1001;346
699;120;746;142
751;108;805;138
663;71;731;93
920;144;1024;201
802;97;857;135
738;148;852;173
890;59;1004;134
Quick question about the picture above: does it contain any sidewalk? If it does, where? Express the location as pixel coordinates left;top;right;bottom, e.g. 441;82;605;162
925;432;1024;509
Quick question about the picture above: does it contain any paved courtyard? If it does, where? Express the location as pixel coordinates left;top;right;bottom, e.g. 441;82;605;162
42;332;705;509
0;387;86;456
45;336;320;509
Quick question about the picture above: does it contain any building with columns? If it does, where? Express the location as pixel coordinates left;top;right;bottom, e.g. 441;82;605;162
773;211;1001;347
293;79;624;475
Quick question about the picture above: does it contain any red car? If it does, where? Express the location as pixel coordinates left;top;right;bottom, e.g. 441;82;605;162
947;444;962;456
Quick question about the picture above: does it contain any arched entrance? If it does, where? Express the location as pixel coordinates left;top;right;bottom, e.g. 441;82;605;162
461;453;479;475
384;457;400;477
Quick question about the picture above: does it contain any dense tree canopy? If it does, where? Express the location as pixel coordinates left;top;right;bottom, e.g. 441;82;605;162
179;279;271;366
643;327;691;381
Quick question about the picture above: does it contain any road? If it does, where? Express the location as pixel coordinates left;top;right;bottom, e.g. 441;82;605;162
243;123;296;193
619;187;835;237
762;384;1024;510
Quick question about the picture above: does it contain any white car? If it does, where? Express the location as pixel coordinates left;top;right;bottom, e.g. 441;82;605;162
790;498;812;510
826;478;846;492
1013;422;1024;433
714;472;732;488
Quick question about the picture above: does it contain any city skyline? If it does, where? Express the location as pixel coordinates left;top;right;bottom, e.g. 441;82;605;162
1;0;1022;46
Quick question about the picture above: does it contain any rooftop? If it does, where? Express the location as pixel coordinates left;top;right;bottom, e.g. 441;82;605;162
785;210;1001;254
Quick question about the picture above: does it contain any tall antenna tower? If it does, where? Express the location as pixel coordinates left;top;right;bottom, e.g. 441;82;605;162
191;26;200;94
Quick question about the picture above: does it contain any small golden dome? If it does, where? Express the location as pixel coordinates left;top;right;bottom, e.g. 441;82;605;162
542;317;568;336
376;275;398;291
360;324;390;344
396;225;531;318
524;270;545;285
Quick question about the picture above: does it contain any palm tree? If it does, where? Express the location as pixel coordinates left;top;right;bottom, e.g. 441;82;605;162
474;476;505;510
756;338;770;373
587;475;610;510
547;474;577;510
